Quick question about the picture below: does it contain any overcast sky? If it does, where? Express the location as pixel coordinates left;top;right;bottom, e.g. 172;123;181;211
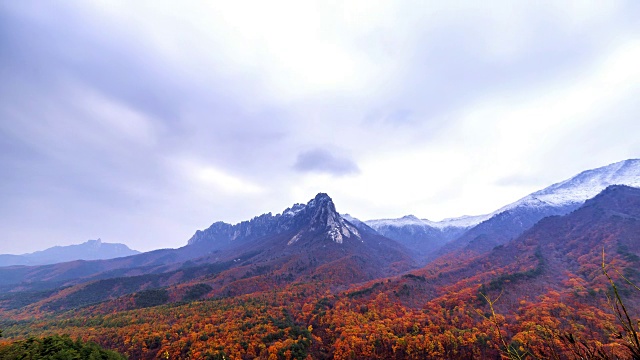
1;1;640;254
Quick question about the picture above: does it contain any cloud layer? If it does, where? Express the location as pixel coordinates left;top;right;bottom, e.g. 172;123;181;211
1;1;639;253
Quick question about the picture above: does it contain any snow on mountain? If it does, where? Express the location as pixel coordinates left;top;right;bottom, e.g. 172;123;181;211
366;215;426;229
366;213;490;231
367;159;640;232
283;203;306;217
497;159;640;213
340;214;378;234
340;213;362;225
423;214;493;229
429;159;640;260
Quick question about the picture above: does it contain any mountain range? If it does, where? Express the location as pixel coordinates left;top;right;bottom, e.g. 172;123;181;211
365;158;640;262
0;160;634;298
0;193;414;310
0;239;139;267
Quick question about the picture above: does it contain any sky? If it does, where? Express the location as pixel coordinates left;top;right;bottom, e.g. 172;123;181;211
1;1;640;254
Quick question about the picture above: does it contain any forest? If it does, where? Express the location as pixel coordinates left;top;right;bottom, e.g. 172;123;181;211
1;252;639;359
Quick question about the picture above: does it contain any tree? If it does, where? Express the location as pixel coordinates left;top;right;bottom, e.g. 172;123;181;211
602;249;640;359
478;291;530;360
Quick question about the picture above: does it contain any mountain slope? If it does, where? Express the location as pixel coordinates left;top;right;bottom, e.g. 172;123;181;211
370;185;640;311
0;239;140;267
432;158;640;259
447;184;640;306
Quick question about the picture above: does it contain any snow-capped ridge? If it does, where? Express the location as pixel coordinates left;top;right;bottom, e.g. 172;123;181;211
366;215;428;229
496;159;640;213
367;159;640;233
366;213;489;231
423;214;492;229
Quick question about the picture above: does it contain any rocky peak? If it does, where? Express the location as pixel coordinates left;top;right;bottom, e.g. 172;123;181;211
187;193;361;248
307;192;333;206
401;215;420;221
308;194;338;227
288;193;361;245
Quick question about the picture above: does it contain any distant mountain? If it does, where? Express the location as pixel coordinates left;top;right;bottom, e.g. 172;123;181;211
367;213;490;231
3;155;639;311
365;215;481;261
434;158;640;259
364;159;640;262
0;239;140;267
340;214;378;235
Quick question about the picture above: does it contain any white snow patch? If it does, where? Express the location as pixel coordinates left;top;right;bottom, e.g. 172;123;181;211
326;209;361;243
287;233;302;245
282;203;305;217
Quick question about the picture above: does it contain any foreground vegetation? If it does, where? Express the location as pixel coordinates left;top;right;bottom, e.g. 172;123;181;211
1;269;638;359
0;334;125;359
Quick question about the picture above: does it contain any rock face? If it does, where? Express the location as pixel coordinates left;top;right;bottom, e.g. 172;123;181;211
0;239;140;267
287;193;360;245
187;193;361;250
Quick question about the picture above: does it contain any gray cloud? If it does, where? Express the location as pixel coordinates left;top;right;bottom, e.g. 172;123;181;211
1;1;639;253
293;149;360;176
0;2;298;253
